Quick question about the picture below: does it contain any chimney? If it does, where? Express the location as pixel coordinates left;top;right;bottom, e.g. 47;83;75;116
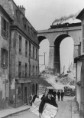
18;5;25;15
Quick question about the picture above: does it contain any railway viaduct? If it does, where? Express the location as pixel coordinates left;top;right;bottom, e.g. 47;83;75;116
37;17;82;74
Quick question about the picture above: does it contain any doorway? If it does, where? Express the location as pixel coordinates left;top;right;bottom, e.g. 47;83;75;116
24;87;27;103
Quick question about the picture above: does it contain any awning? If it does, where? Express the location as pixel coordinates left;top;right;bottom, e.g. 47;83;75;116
15;76;52;86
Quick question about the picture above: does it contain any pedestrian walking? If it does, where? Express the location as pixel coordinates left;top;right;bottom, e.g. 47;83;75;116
52;91;56;100
51;91;58;107
41;88;49;100
60;90;64;101
39;90;58;118
32;94;38;103
39;88;49;118
29;94;33;106
57;90;60;101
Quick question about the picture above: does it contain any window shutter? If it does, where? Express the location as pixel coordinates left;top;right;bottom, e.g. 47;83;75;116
1;48;8;68
1;17;4;29
1;17;4;36
6;22;9;38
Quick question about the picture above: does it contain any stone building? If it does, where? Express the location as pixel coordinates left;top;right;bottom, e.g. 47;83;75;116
0;0;39;108
75;9;84;118
0;5;12;109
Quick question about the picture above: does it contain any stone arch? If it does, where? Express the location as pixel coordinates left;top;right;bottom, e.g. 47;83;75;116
54;34;73;74
38;36;47;44
38;35;50;72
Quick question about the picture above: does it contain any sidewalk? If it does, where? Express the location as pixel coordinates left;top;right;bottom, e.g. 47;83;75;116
55;97;80;118
72;99;80;118
0;105;30;118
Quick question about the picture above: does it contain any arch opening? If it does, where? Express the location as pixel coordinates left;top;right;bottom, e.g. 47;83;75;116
38;36;46;44
54;34;74;75
60;37;74;74
39;38;50;73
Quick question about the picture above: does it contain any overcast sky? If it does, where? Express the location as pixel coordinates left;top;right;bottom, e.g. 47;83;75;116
14;0;84;30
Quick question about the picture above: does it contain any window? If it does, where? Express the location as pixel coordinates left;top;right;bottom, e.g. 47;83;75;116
16;10;20;22
29;43;31;57
19;35;22;54
36;66;37;75
30;44;33;58
35;48;36;59
29;64;31;76
33;46;35;58
33;65;34;75
25;40;27;57
25;63;27;77
18;61;21;78
1;48;8;68
23;17;27;30
36;49;38;60
1;17;9;38
27;26;30;34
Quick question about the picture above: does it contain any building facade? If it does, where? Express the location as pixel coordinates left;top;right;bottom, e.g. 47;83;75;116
0;0;39;108
0;5;12;109
75;9;84;118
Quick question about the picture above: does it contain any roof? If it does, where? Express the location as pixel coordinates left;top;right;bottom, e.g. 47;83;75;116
76;9;84;20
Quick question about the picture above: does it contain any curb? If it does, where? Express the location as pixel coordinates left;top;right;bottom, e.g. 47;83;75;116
1;107;30;118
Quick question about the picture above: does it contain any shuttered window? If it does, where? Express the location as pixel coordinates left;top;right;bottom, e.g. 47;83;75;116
19;35;22;54
18;61;21;78
25;63;27;77
1;48;8;68
25;40;27;57
1;17;9;39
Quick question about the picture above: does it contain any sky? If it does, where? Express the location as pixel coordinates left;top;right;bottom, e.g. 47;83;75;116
14;0;84;30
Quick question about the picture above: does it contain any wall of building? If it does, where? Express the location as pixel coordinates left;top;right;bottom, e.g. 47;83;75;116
0;0;39;108
9;29;39;107
0;12;10;109
76;61;82;110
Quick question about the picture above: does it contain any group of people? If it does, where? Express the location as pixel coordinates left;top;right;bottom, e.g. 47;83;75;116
39;89;58;118
56;90;64;101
